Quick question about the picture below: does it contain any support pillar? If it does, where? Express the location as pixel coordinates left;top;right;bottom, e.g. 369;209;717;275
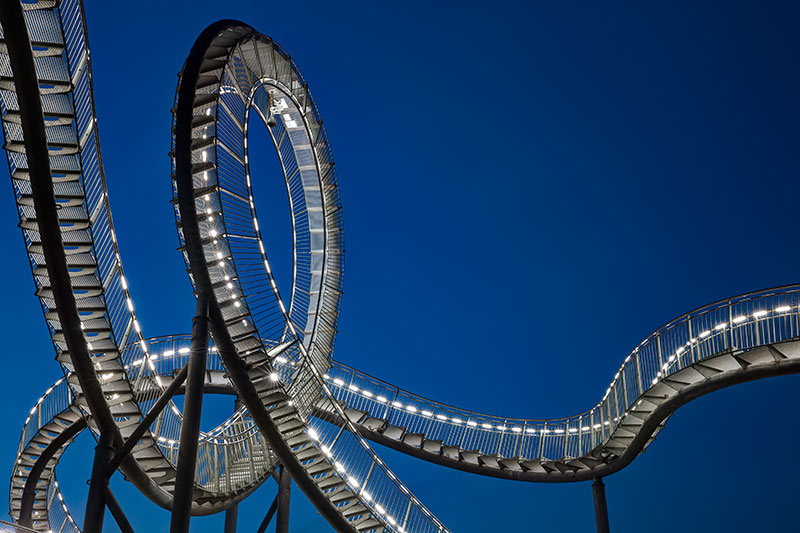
276;465;291;533
104;487;134;533
84;431;114;533
169;292;211;533
592;477;610;533
256;494;279;533
224;503;238;533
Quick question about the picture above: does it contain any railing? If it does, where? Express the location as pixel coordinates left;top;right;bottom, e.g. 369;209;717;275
121;335;276;493
0;519;42;533
173;30;448;532
11;334;277;531
44;479;80;533
325;285;800;462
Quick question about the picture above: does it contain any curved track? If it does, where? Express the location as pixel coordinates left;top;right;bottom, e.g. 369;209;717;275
0;0;276;526
0;1;798;532
320;286;800;481
172;21;447;533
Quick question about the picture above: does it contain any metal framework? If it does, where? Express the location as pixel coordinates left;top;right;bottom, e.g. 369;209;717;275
0;1;797;532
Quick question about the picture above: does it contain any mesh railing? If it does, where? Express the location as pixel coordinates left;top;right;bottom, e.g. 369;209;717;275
325;285;800;461
173;29;448;532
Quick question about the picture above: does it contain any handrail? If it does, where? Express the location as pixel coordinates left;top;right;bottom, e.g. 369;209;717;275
323;284;800;463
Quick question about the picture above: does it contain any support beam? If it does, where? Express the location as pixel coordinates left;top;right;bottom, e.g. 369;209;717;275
106;364;189;477
105;486;134;533
276;465;290;533
169;292;211;533
256;494;279;533
84;432;114;533
592;477;610;533
223;503;238;533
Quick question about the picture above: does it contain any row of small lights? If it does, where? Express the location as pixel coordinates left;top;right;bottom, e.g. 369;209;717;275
15;20;279;533
25;478;78;533
18;342;264;530
305;427;446;533
16;13;152;531
196;76;413;524
317;304;798;439
647;306;793;385
31;19;96;531
196;101;296;339
321;374;599;435
201;64;448;533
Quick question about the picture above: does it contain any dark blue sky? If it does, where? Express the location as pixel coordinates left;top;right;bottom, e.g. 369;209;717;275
2;1;799;531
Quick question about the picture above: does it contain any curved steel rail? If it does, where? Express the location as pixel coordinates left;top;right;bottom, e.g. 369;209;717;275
173;20;448;533
11;336;277;532
0;0;276;522
319;285;800;481
2;0;798;531
17;286;800;528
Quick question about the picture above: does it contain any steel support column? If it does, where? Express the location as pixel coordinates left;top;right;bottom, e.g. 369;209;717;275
105;486;134;533
84;432;114;533
276;465;290;533
169;292;211;533
224;503;238;533
256;494;279;533
592;477;610;533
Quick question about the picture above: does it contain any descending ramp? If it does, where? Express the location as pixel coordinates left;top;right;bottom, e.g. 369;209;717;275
0;1;275;526
319;286;800;481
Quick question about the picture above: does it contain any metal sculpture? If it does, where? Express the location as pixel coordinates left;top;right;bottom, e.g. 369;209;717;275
0;1;797;532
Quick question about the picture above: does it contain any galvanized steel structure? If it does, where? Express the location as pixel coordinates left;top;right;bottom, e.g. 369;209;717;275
0;1;798;532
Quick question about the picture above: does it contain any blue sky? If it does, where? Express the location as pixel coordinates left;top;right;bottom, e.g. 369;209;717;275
1;0;799;531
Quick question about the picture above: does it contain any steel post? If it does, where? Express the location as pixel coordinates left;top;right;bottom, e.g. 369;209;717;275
84;431;114;533
224;503;238;533
276;465;291;533
592;477;610;533
169;292;211;533
256;495;279;533
105;486;134;533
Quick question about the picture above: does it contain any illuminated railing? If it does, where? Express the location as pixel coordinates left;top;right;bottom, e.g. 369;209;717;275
324;285;800;462
0;0;189;512
173;29;448;532
11;335;277;531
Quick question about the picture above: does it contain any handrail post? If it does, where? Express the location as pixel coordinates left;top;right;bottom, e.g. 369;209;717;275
687;316;696;364
727;300;734;350
634;350;643;395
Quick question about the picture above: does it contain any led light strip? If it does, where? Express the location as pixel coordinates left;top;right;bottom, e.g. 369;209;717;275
321;303;800;437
